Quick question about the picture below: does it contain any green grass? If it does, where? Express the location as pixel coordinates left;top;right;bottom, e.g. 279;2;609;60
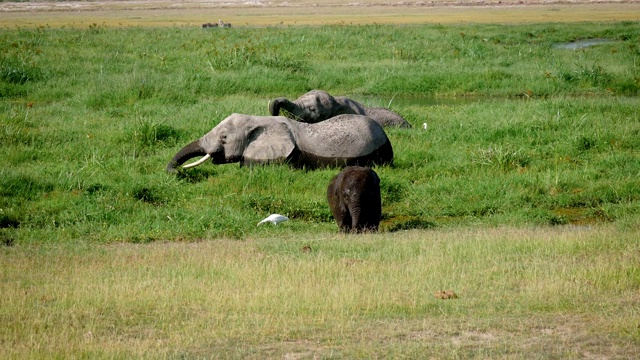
1;19;639;358
1;22;639;244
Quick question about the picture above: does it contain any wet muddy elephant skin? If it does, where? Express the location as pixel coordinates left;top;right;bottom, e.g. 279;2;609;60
166;114;393;172
269;90;412;128
327;166;382;233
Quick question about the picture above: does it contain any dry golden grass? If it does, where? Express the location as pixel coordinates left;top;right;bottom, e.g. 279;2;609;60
1;1;639;28
2;226;639;358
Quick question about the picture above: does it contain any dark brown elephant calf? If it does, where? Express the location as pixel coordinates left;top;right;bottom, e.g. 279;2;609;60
327;166;381;233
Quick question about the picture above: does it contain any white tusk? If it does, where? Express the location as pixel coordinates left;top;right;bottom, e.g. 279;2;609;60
182;154;211;169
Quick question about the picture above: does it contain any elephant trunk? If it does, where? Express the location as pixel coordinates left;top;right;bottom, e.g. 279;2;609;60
166;140;207;172
349;207;362;232
268;98;291;116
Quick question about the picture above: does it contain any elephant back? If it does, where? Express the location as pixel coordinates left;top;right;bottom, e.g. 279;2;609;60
296;115;392;163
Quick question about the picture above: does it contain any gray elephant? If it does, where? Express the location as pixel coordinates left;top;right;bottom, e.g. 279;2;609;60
327;166;382;233
269;90;411;128
166;113;393;172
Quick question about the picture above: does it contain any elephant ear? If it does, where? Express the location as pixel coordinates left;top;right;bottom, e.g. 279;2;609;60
243;120;296;164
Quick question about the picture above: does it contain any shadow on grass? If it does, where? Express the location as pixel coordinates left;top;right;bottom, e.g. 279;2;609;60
174;167;218;183
382;216;437;232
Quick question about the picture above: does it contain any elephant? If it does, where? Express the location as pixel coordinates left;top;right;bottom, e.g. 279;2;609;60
327;166;382;233
166;113;393;172
269;90;412;128
202;20;231;28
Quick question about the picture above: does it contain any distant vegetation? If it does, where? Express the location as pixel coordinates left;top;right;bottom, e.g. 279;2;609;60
0;21;639;244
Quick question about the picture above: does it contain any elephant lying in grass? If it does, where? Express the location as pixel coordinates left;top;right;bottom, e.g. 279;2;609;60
166;113;393;172
327;166;381;233
269;89;411;128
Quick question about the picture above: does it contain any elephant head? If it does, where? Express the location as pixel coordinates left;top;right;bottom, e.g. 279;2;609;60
269;90;350;123
269;89;412;128
166;113;393;172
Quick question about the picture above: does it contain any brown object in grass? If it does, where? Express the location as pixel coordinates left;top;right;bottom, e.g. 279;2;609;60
434;290;458;299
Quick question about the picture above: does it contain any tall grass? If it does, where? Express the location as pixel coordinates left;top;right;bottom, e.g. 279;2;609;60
0;22;639;244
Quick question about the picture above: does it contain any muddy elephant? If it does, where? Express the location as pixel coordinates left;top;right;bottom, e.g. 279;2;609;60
166;114;393;172
327;166;382;233
269;90;411;128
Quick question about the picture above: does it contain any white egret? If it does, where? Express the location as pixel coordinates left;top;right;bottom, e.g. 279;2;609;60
257;214;289;226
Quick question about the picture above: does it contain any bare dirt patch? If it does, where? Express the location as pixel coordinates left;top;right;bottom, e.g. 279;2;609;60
1;0;639;27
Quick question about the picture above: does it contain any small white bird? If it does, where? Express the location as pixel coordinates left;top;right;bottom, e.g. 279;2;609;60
257;214;289;226
422;122;428;130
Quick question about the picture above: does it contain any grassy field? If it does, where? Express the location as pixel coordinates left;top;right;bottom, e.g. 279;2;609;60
1;6;639;358
2;21;638;243
2;226;639;358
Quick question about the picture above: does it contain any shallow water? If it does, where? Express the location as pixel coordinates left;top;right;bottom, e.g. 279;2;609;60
554;38;614;50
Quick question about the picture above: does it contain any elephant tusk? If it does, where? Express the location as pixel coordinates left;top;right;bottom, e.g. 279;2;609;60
182;154;211;169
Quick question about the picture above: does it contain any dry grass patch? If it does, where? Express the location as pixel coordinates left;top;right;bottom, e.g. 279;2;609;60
1;225;638;357
1;1;639;28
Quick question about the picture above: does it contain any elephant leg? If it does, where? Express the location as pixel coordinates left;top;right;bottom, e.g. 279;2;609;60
340;212;352;233
333;201;351;233
328;181;351;232
364;198;381;232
